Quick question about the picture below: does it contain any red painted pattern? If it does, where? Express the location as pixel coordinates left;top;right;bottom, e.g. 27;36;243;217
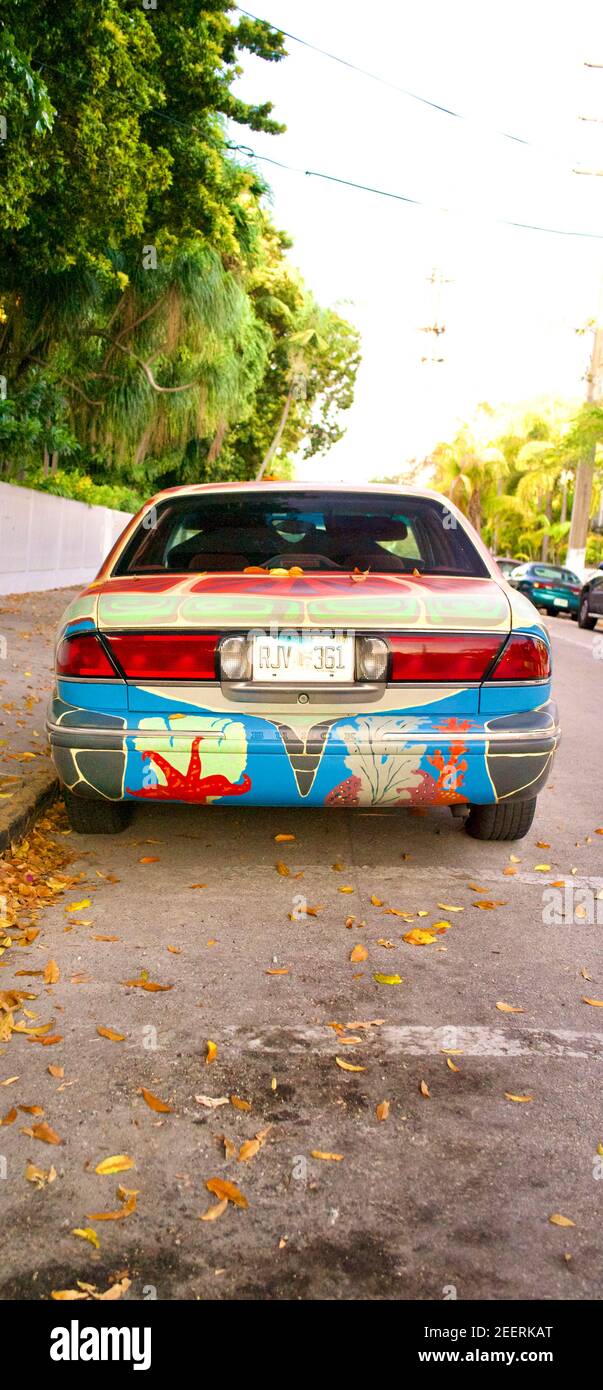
127;737;251;803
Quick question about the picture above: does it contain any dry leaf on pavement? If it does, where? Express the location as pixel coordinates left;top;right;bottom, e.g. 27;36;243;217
335;1057;366;1072
139;1087;173;1114
95;1155;135;1175
206;1177;248;1209
199;1198;228;1222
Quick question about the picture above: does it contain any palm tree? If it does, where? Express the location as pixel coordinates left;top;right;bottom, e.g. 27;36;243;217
255;313;327;481
429;431;507;534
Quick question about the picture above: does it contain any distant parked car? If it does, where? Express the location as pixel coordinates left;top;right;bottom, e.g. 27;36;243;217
577;571;603;629
495;556;522;578
508;562;581;618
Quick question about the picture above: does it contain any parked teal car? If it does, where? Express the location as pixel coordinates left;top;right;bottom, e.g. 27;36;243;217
509;562;582;618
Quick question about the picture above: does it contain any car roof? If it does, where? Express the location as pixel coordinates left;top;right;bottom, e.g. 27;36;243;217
148;481;453;503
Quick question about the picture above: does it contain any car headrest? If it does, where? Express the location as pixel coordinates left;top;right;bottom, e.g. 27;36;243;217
328;515;408;540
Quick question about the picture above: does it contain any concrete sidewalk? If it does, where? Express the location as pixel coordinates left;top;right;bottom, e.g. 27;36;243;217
0;586;78;847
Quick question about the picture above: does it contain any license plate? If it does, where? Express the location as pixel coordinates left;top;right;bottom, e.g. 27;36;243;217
252;632;355;682
553;597;568;607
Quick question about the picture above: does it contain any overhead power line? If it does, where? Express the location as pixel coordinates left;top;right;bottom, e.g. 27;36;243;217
227;140;603;240
235;5;569;160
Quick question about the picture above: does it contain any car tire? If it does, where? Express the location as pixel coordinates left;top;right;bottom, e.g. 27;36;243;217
62;789;133;835
465;797;537;841
578;596;597;630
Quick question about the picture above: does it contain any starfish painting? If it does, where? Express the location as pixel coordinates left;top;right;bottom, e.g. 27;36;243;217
127;736;251;802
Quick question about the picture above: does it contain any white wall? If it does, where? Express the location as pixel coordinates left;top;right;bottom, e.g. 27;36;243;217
0;481;133;594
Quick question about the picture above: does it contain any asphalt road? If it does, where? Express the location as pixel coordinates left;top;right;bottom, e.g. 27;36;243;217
0;602;602;1302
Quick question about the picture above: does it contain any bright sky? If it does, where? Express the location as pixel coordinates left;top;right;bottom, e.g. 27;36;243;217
231;0;603;482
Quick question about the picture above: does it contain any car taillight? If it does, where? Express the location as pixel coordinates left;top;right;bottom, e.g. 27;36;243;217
56;632;118;678
388;634;505;682
106;633;219;680
489;633;550;680
357;635;388;681
219;635;252;680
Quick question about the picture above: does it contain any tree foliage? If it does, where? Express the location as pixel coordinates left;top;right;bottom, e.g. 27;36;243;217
424;401;603;565
0;2;360;498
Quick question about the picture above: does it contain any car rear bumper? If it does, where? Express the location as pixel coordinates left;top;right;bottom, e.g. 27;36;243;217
531;591;580;613
47;700;560;808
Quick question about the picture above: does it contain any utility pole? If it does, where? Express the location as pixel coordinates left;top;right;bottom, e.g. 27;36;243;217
566;318;603;573
566;62;603;573
418;269;452;366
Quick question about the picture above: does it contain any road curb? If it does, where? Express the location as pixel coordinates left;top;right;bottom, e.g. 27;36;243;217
0;763;60;852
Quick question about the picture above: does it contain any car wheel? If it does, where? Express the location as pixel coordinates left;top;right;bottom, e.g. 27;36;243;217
465;797;537;841
578;597;597;630
62;789;133;834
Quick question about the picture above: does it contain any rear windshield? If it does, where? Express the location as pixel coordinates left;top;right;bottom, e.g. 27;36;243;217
115;491;489;577
532;565;580;584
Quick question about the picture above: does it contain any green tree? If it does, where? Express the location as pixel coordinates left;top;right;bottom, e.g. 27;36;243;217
0;4;360;490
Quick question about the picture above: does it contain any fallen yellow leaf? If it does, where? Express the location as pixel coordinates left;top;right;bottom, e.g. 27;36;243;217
375;1101;390;1121
206;1040;217;1064
403;929;436;946
66;900;91;912
72;1227;100;1250
139;1087;173;1114
22;1121;62;1145
51;1290;90;1301
238;1128;270;1163
199;1198;228;1222
311;1150;344;1161
496;1002;524;1013
275;861;290;876
373;972;402;984
97;1026;125;1043
95;1155;135;1175
534;864;551;872
25;1161;57;1188
121;977;173;992
206;1177;248;1209
87;1191;137;1221
419;1080;430;1098
548;1213;575;1227
230;1094;252;1112
275;833;295;842
582;997;603;1007
44;960;60;984
446;1058;460;1073
350;943;368;963
335;1056;366;1072
504;1093;533;1103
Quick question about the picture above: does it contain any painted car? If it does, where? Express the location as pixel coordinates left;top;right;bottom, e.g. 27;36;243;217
577;571;603;629
508;561;581;618
47;483;560;840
